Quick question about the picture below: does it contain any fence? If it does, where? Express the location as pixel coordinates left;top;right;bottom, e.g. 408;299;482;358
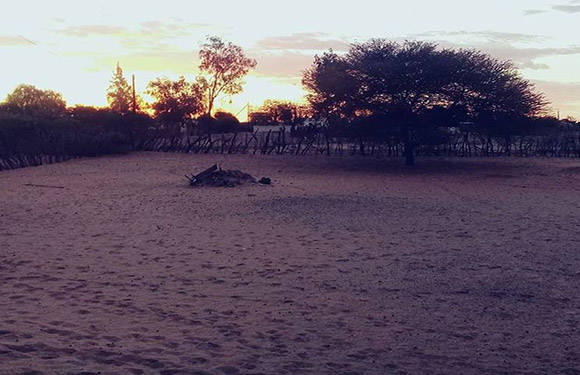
1;125;579;172
140;128;580;158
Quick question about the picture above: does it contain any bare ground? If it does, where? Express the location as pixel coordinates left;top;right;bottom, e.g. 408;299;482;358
1;152;579;375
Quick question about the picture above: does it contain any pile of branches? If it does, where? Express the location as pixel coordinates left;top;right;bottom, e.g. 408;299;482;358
186;164;257;187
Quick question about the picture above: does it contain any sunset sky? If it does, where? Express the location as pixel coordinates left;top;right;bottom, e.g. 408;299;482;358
1;0;579;119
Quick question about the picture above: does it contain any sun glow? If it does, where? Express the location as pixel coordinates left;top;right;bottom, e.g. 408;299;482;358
0;34;309;121
217;76;307;121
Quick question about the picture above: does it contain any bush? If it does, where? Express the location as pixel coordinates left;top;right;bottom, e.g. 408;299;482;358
0;110;152;170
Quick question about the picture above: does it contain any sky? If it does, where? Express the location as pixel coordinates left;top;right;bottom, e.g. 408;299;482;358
1;0;579;120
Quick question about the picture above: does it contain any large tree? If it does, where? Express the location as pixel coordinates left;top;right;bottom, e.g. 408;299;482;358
107;63;134;114
198;36;257;116
303;40;547;165
146;76;205;127
2;84;66;118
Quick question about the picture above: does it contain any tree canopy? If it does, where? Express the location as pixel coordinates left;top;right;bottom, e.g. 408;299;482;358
303;39;548;164
249;100;310;125
146;76;205;126
198;36;257;116
1;84;66;118
107;63;135;114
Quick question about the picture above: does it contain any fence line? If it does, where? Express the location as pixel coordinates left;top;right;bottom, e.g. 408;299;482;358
2;128;579;172
140;129;580;158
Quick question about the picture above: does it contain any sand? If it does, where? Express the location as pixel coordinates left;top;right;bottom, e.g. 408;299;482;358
1;152;579;375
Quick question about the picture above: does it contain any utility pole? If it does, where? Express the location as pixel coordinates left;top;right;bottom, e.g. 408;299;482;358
235;102;252;122
132;74;137;113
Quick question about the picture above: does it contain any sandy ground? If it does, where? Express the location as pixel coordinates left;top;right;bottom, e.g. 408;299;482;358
1;152;579;375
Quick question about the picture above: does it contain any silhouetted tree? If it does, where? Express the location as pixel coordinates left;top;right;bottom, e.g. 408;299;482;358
107;63;133;114
214;111;241;133
198;36;257;116
196;111;245;134
302;50;359;120
303;40;547;165
197;114;215;135
264;100;297;123
2;84;66;118
263;100;293;123
69;105;115;126
249;100;311;125
146;76;205;127
248;111;272;125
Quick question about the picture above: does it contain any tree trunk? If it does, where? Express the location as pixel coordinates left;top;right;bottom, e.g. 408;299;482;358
404;126;415;166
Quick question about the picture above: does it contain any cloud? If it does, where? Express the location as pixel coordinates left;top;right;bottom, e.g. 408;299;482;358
533;80;580;100
415;30;549;44
0;35;29;46
409;31;580;74
52;19;223;57
479;44;580;63
117;50;198;73
520;61;550;70
139;20;214;35
251;33;368;78
63;45;198;74
252;51;316;78
55;19;215;41
51;20;213;71
523;9;547;16
254;33;350;52
524;1;580;15
553;4;580;13
58;25;128;37
451;43;580;74
532;80;580;117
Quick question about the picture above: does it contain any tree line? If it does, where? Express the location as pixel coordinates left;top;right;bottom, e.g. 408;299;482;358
1;36;578;170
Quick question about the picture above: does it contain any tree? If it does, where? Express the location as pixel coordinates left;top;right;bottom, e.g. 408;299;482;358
248;111;272;125
264;100;294;123
198;36;257;116
302;50;359;120
146;76;205;127
214;111;241;133
263;100;297;123
303;40;547;165
107;63;135;114
249;100;312;125
69;105;113;126
2;84;66;118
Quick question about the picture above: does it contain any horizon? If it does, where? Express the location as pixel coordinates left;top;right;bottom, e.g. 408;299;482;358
1;0;579;119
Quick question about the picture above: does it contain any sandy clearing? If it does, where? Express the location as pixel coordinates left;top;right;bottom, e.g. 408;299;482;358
0;152;579;375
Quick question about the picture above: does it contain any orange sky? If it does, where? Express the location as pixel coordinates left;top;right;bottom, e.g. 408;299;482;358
1;0;579;119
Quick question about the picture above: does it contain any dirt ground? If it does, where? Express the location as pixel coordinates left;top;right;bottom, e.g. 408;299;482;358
1;152;579;375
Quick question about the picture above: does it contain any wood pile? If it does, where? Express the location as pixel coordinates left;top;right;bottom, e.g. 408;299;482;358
186;164;258;187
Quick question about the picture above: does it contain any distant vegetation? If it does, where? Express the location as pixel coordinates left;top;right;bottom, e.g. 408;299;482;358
249;100;311;125
0;95;152;170
1;37;578;171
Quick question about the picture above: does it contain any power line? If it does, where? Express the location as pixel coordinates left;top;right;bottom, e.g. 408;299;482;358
17;34;102;72
17;34;62;57
235;102;249;117
18;35;37;46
